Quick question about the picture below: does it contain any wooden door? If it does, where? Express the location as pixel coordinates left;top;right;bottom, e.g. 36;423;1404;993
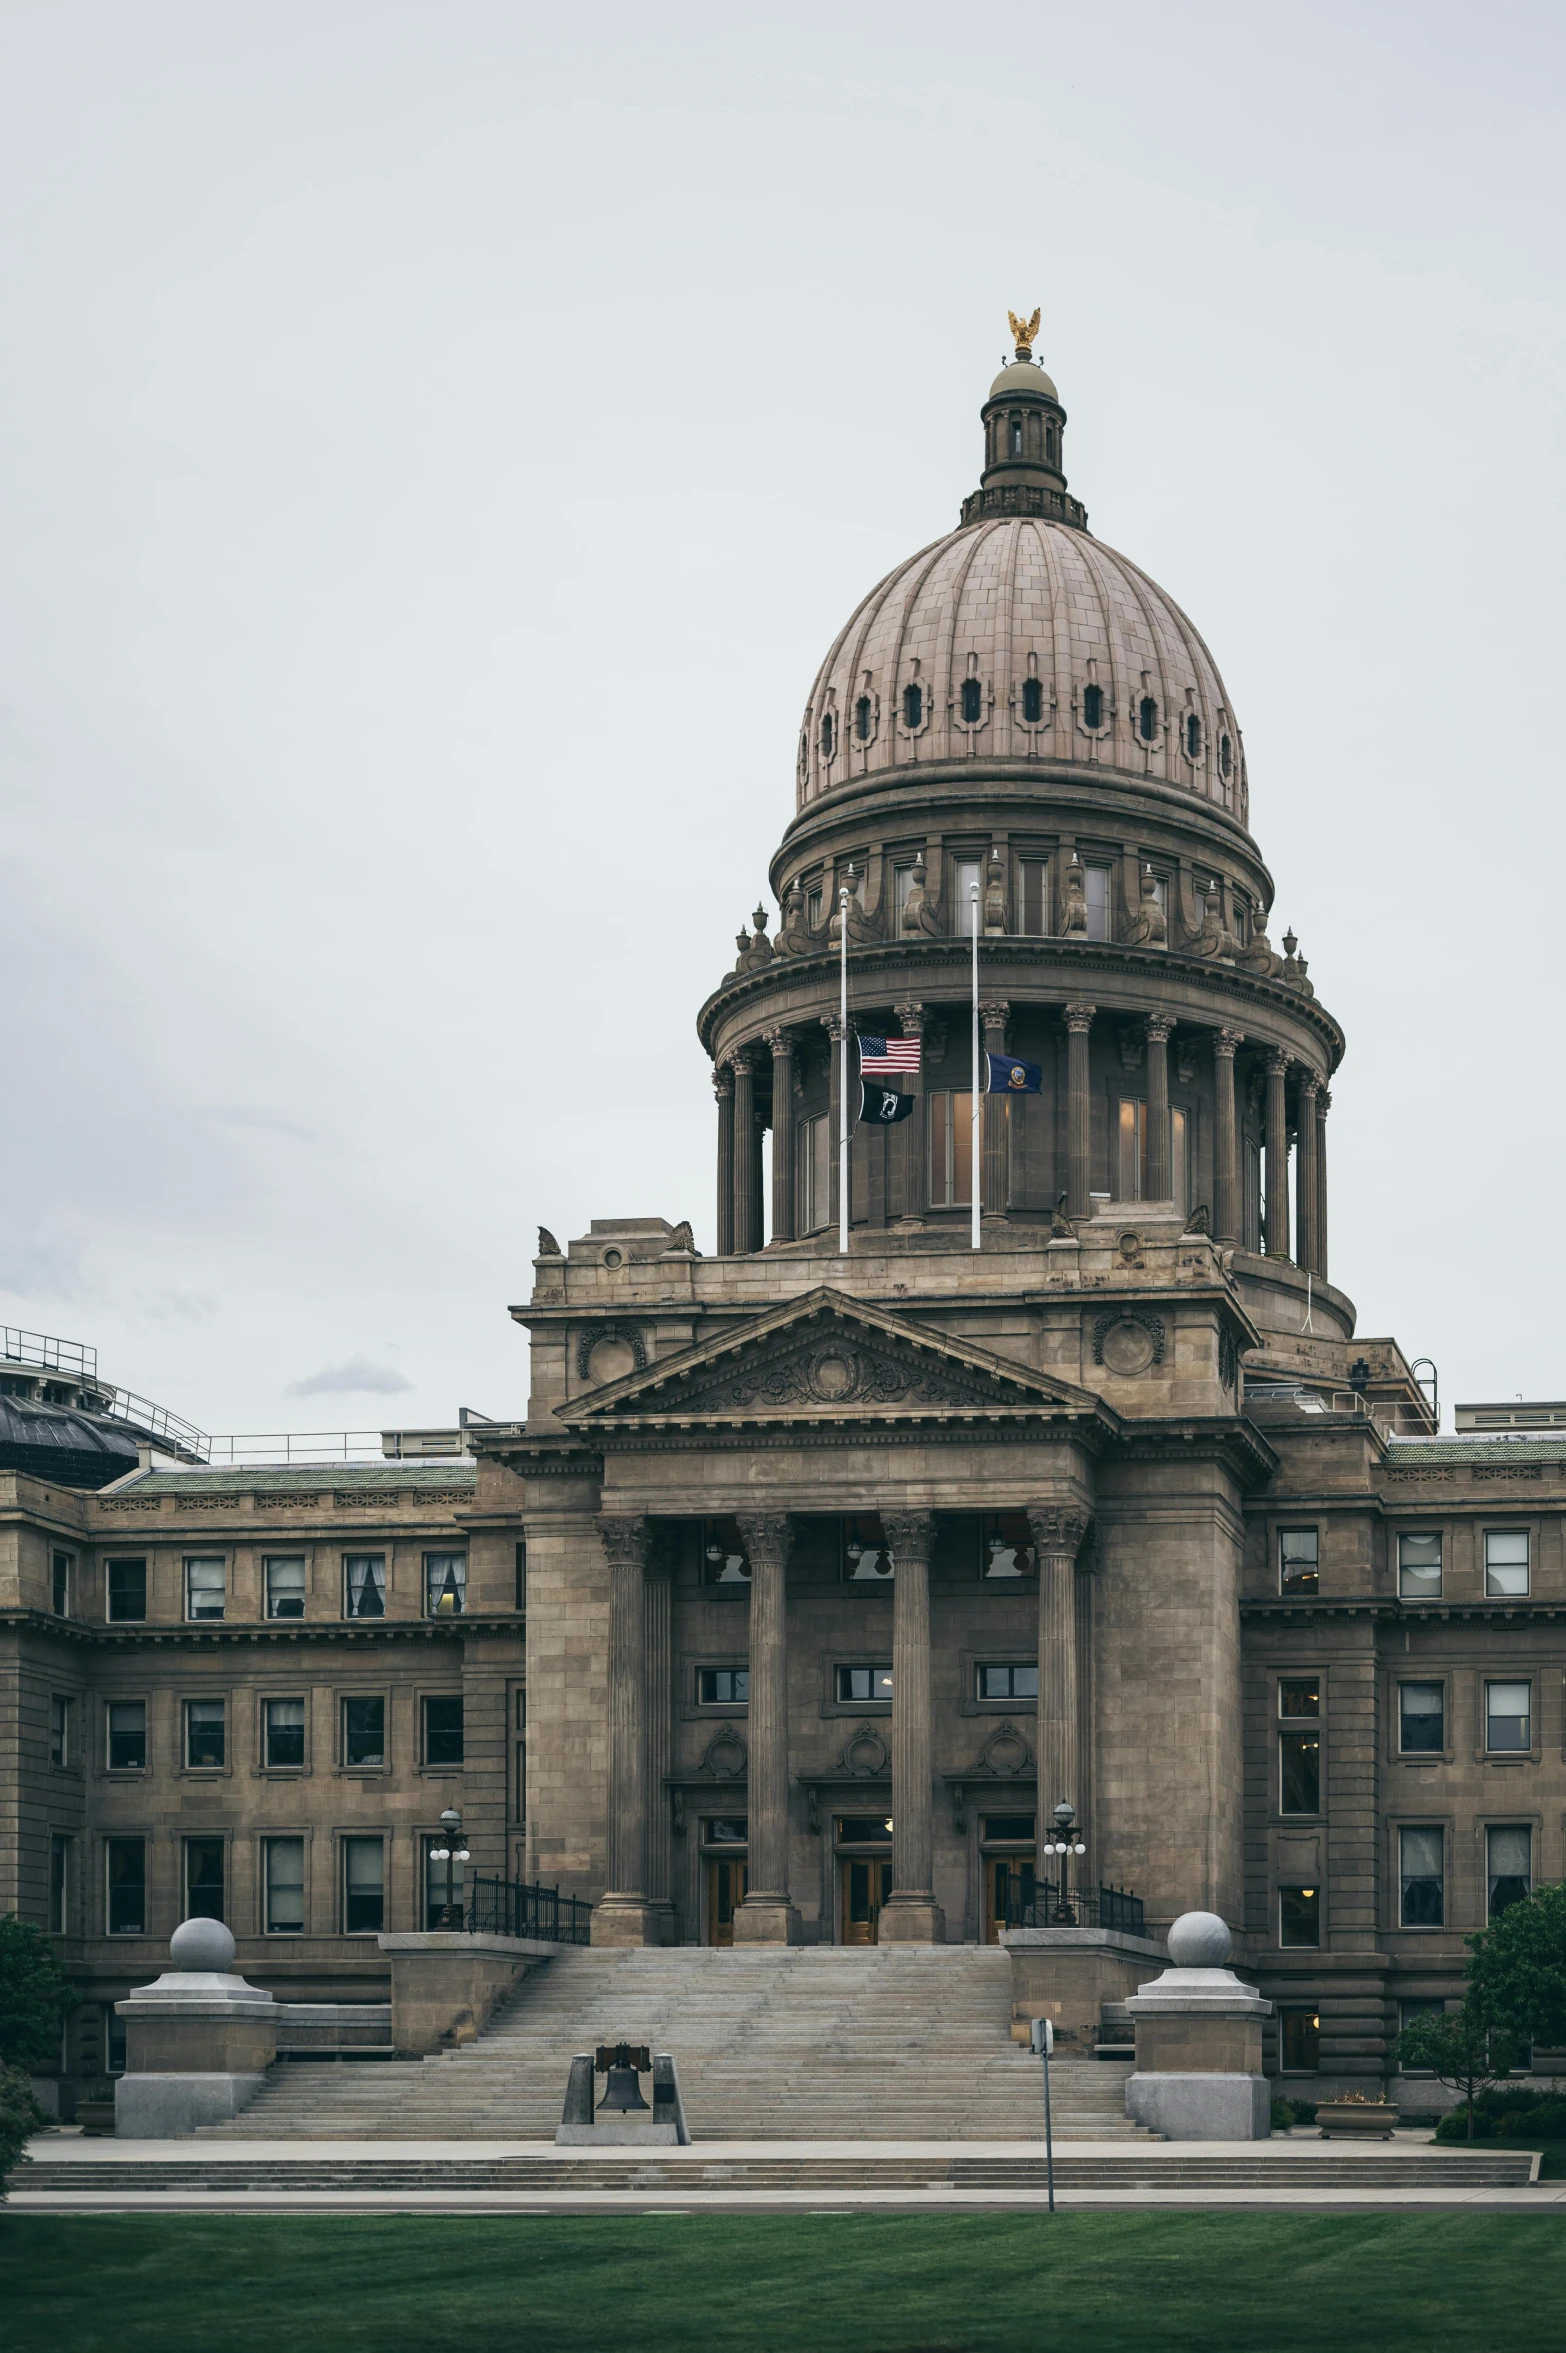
983;1855;1036;1943
839;1857;893;1944
706;1855;747;1945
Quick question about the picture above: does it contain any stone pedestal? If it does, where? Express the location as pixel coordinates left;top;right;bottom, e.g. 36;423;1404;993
1123;1910;1272;2141
1000;1925;1167;2051
115;1920;279;2138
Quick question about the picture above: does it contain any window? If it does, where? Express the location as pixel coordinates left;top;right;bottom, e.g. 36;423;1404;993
1081;683;1104;730
1488;1826;1531;1919
51;1550;72;1615
928;1091;974;1208
185;1836;225;1922
698;1668;749;1704
425;1553;466;1617
105;2010;127;2075
1398;1682;1444;1754
1019;858;1049;935
264;1698;306;1769
1279;1885;1320;1947
265;1557;306;1619
1486;1681;1531;1754
1280;1529;1319;1595
1138;694;1159;742
981;1512;1036;1578
702;1517;750;1585
1484;1530;1529;1599
424;1835;465;1930
50;1694;70;1769
343;1696;385;1768
107;1700;146;1770
515;1539;527;1613
835;1664;894;1702
703;1816;747;1844
903;682;923;729
1171;1105;1188;1215
1279;1732;1320;1816
1399;1826;1444;1926
186;1699;225;1769
1220;732;1234;779
1398;1533;1442;1600
953;856;982;935
50;1833;71;1933
978;1663;1038;1700
1084;863;1111;940
106;1837;146;1934
344;1554;386;1619
1116;1100;1145;1201
423;1695;464;1766
960;677;983;724
1398;1997;1445;2060
819;711;835;758
265;1837;305;1934
1278;2007;1320;2071
854;695;873;742
184;1557;225;1622
343;1837;384;1934
798;1112;830;1235
841;1514;893;1582
1185;713;1202;760
836;1815;893;1844
1243;1137;1262;1253
1008;416;1023;456
106;1559;147;1621
806;885;823;930
1022;677;1044;726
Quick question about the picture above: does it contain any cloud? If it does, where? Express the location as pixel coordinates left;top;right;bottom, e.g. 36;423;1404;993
286;1356;412;1398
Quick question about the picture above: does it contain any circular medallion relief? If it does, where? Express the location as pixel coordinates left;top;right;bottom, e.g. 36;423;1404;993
808;1348;858;1401
587;1336;638;1385
1099;1318;1157;1377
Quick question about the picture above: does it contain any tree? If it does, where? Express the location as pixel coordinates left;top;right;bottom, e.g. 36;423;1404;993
0;2066;49;2196
0;1915;80;2072
1392;2003;1520;2140
1465;1881;1566;2051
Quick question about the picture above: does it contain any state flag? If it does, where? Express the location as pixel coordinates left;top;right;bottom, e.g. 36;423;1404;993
984;1051;1042;1094
860;1080;916;1125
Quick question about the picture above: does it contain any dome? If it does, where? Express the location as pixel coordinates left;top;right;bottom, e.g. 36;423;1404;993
797;513;1248;829
0;1394;140;1488
989;356;1058;401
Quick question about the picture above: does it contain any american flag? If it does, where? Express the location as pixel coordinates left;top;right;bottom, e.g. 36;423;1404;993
857;1033;921;1074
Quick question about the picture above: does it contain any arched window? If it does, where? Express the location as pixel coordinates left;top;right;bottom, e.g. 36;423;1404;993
1139;695;1159;743
855;695;873;742
961;678;982;724
819;711;835;759
1220;733;1233;779
903;683;923;729
1022;677;1044;724
1185;714;1202;760
1082;684;1104;730
1009;417;1023;457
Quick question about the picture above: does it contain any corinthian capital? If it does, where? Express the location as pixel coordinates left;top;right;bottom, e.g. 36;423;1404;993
1026;1503;1092;1560
597;1515;650;1571
879;1508;936;1565
736;1511;791;1569
1062;1000;1095;1036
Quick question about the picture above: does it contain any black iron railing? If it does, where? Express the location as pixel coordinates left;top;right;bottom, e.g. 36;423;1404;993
1003;1880;1145;1936
466;1873;593;1945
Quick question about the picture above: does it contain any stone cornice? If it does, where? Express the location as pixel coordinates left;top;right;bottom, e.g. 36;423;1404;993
0;1609;522;1649
1242;1597;1566;1627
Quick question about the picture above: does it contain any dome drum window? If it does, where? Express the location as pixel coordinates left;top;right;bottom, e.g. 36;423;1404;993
1138;695;1160;745
898;668;931;738
1183;712;1204;765
853;690;879;746
1079;681;1109;736
955;665;990;734
819;710;836;761
1219;732;1234;779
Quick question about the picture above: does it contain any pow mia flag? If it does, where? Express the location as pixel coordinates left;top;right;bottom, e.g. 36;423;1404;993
860;1080;915;1125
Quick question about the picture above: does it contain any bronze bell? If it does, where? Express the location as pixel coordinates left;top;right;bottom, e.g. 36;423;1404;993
594;2041;652;2114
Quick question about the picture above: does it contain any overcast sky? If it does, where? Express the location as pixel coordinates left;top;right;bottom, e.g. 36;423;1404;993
0;0;1562;1436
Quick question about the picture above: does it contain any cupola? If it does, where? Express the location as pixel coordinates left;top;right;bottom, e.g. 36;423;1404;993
961;307;1086;529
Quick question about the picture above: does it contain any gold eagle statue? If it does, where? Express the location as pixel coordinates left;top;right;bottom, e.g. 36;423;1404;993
1008;307;1041;355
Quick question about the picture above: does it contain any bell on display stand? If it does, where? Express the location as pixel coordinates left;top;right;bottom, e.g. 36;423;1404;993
594;2041;653;2114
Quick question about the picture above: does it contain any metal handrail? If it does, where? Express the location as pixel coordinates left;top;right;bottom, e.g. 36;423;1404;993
1003;1881;1145;1936
466;1874;593;1945
1;1327;98;1379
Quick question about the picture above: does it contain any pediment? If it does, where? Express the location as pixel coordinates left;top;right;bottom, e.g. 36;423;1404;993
559;1287;1106;1431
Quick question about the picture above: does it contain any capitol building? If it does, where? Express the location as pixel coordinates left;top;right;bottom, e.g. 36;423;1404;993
5;319;1561;2110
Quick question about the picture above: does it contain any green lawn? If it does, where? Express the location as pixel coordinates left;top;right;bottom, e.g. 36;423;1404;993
4;2213;1566;2353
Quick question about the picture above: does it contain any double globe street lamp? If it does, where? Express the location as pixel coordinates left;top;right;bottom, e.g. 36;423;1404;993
1040;1801;1088;1924
429;1806;470;1929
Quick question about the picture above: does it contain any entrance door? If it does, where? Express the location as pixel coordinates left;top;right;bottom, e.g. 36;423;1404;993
839;1857;894;1944
983;1855;1037;1943
706;1855;747;1946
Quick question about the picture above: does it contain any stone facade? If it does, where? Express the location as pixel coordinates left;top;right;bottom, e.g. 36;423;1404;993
4;328;1563;2110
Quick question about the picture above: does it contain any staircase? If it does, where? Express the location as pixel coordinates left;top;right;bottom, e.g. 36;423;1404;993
208;1945;1147;2142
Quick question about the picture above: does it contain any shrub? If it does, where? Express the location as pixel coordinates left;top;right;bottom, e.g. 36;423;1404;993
0;2065;49;2194
1434;2085;1566;2142
1289;2099;1318;2126
1270;2098;1295;2130
0;1915;79;2071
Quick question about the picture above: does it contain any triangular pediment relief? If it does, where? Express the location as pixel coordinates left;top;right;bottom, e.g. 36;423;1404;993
559;1287;1108;1430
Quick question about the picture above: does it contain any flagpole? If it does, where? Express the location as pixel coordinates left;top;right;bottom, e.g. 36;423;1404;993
839;875;851;1259
971;879;981;1253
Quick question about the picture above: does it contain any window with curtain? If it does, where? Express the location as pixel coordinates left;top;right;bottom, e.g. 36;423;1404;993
107;1701;146;1770
106;1836;146;1934
1398;1534;1442;1599
186;1699;225;1769
265;1837;305;1934
344;1555;386;1620
1398;1683;1444;1754
1486;1682;1531;1754
343;1837;385;1934
184;1557;225;1622
264;1698;306;1768
265;1557;306;1619
1399;1827;1444;1925
1484;1530;1529;1598
185;1836;225;1922
424;1553;466;1617
1488;1826;1531;1920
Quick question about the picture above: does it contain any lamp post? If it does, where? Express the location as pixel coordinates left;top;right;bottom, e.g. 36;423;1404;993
428;1806;470;1930
1040;1800;1087;1924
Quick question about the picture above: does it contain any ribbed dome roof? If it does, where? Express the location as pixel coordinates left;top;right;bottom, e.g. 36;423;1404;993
797;513;1248;831
0;1395;140;1488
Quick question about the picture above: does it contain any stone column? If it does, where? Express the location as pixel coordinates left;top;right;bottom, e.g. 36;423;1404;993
592;1515;659;1945
1212;1028;1243;1245
1027;1505;1090;1827
1063;1001;1095;1217
1316;1088;1331;1281
732;1048;758;1256
766;1028;796;1245
1295;1071;1319;1277
1144;1014;1174;1200
822;1015;846;1241
714;1068;735;1257
878;1510;944;1942
893;1000;927;1224
732;1512;799;1943
980;999;1010;1217
643;1552;675;1942
1264;1050;1291;1261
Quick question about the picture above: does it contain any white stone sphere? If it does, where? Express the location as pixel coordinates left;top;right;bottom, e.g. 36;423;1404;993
171;1917;236;1973
1166;1910;1232;1968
